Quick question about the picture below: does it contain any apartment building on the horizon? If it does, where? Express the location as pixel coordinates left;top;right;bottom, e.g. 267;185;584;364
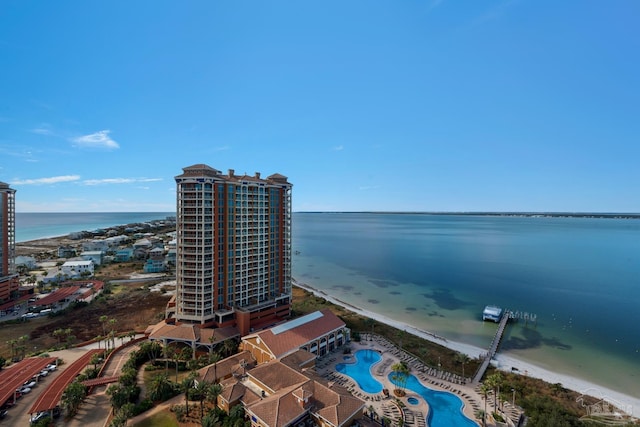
0;181;18;303
172;164;293;335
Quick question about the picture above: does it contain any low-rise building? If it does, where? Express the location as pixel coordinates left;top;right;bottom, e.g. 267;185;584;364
81;251;104;266
241;309;350;364
143;258;166;273
82;240;109;252
115;248;134;262
60;260;94;278
57;246;77;258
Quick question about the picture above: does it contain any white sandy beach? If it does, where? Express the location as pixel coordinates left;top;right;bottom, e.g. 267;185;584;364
294;280;640;418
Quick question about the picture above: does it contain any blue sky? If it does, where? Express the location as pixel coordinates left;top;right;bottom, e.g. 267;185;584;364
1;1;639;213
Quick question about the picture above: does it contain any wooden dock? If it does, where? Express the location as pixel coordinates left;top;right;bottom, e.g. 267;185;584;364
472;310;511;384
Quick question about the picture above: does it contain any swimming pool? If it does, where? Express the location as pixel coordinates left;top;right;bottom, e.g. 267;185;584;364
335;349;383;393
389;373;477;427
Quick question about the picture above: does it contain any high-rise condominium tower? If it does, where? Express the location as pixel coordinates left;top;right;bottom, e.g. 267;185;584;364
0;182;18;303
174;165;292;334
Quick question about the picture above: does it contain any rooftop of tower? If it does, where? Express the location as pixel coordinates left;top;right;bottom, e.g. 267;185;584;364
176;164;291;186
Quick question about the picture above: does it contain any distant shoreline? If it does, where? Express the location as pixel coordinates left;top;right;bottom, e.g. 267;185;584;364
295;211;640;219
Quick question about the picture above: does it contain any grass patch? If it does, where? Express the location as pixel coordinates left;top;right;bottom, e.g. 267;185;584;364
131;410;178;427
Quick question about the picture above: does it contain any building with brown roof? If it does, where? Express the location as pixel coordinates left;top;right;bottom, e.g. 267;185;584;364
240;309;351;364
215;354;364;427
0;182;18;303
197;350;256;384
146;322;240;357
173;165;293;335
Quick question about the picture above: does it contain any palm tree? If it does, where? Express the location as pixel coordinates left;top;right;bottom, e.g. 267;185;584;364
162;342;174;376
172;347;187;382
53;328;65;346
479;383;490;427
208;352;221;383
208;330;217;360
207;382;222;409
222;338;236;357
148;373;174;402
16;335;29;360
390;361;410;395
99;315;108;340
90;353;102;370
192;379;212;420
228;404;246;427
7;339;17;361
181;372;197;419
455;353;470;380
140;340;162;362
485;372;503;414
108;318;117;349
107;330;117;351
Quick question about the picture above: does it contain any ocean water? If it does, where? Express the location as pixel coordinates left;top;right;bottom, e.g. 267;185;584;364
291;213;640;397
15;212;174;242
13;211;640;397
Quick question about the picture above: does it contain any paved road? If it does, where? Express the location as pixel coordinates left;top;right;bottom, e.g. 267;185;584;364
64;341;143;427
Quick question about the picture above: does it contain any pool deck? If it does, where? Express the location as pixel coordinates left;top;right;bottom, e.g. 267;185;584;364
314;334;519;427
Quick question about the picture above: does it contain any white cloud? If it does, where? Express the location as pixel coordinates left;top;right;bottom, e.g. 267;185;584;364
82;177;162;186
72;130;120;149
332;145;344;151
30;125;54;135
12;175;81;185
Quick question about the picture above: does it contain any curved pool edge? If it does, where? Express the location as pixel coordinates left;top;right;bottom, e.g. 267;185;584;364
389;372;478;427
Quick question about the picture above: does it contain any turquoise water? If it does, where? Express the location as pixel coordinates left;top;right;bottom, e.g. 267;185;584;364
337;349;475;426
292;212;640;397
335;349;383;393
15;212;174;242
389;373;477;427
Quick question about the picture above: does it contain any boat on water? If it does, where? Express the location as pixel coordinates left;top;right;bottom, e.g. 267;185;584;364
482;305;503;322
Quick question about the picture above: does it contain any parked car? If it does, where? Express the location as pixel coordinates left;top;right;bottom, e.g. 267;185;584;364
23;380;37;388
0;409;8;419
46;363;57;371
39;369;49;377
30;411;48;424
19;386;31;394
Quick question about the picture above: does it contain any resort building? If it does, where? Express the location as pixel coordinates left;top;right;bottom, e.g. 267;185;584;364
240;309;351;364
204;349;364;427
172;164;293;334
0;182;18;303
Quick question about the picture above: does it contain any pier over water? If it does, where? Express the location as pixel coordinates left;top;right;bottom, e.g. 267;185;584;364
472;310;511;384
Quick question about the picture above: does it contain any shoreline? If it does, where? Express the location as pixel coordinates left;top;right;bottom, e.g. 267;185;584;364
13;223;639;418
293;279;640;418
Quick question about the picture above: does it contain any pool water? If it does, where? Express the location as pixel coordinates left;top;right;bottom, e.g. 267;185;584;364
335;349;383;393
408;397;420;405
389;373;477;427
